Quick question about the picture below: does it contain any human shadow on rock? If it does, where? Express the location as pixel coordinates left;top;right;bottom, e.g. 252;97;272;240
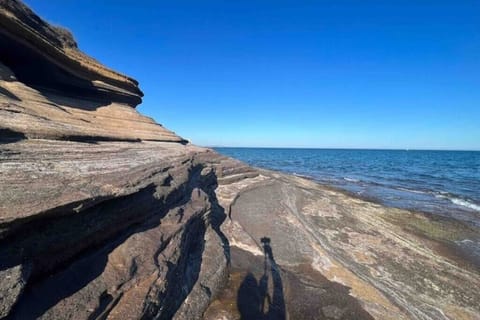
237;237;286;320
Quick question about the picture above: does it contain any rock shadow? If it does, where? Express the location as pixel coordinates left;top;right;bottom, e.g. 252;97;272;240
0;86;21;101
237;237;286;320
0;128;26;144
229;241;375;320
206;181;231;265
4;163;228;319
0;31;136;110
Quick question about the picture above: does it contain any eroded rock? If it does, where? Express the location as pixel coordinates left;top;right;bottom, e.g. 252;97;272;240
1;1;479;319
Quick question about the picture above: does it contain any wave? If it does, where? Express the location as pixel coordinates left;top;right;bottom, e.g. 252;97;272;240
292;172;314;180
455;239;480;257
298;176;480;213
450;198;480;212
396;187;429;195
434;191;454;199
432;192;480;211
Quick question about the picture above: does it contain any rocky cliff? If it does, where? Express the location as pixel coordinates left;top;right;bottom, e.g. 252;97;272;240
1;1;479;319
0;0;182;143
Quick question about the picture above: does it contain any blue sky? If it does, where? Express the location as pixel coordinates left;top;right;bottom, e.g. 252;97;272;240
25;0;480;150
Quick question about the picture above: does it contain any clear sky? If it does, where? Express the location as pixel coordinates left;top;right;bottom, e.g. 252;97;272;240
24;0;480;150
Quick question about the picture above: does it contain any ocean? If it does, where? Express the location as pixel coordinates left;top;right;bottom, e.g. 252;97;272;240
214;148;480;228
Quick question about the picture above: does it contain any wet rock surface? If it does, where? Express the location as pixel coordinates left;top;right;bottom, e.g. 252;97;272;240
1;1;479;319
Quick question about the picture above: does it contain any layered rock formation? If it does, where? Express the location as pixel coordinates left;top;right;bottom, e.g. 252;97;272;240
0;0;182;143
1;1;479;319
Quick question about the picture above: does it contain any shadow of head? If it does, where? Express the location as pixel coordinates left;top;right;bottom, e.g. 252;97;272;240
261;237;273;260
260;237;270;245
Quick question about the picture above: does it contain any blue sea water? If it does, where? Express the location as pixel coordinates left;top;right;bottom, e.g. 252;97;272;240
214;148;480;227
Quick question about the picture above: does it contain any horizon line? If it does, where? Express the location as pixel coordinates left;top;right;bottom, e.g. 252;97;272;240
205;146;480;152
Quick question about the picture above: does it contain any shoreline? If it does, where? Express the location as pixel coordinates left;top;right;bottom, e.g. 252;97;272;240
254;165;475;214
249;165;480;271
302;171;480;270
255;166;480;227
210;157;480;319
212;147;480;227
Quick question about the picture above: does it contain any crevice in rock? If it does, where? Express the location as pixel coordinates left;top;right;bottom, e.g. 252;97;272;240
0;30;137;108
60;135;141;144
0;128;26;144
146;214;207;319
0;86;21;101
4;162;230;319
87;291;114;320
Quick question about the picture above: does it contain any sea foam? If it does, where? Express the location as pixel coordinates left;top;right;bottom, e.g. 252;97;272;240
450;198;480;212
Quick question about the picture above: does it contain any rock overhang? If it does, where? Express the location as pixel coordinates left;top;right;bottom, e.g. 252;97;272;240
0;0;143;107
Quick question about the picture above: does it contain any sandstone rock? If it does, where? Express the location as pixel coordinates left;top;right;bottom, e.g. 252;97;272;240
0;1;221;318
1;1;479;319
0;0;141;104
0;0;184;144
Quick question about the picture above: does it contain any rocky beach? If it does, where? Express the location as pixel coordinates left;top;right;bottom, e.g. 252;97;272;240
1;1;479;319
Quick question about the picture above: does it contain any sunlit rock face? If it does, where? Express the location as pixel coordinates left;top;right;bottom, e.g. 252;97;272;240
0;0;183;143
0;1;225;318
1;1;479;319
